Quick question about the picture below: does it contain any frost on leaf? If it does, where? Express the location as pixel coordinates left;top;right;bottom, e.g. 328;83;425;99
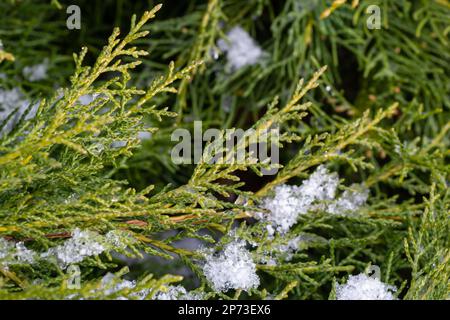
66;273;146;300
104;230;128;250
0;238;16;262
202;240;260;292
218;26;264;71
336;273;397;300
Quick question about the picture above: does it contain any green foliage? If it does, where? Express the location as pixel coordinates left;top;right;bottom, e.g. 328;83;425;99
0;0;448;300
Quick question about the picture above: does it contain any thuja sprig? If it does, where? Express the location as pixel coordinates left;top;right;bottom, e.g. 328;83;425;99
0;5;206;240
188;67;328;190
0;1;448;300
0;266;184;300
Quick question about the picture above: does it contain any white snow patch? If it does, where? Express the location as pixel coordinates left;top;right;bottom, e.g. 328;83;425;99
0;88;40;136
336;273;397;300
258;166;369;235
42;229;105;268
41;229;128;268
202;240;260;292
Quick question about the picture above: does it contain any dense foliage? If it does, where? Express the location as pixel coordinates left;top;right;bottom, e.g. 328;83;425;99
0;0;448;300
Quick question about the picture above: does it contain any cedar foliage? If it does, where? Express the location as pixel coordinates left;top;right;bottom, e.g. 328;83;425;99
0;0;448;300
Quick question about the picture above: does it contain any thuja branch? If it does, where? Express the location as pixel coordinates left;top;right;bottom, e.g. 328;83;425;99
0;5;163;166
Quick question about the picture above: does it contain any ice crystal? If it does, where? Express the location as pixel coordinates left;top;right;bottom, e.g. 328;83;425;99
0;88;28;113
336;274;397;300
202;240;260;292
0;238;36;266
101;273;136;297
258;166;368;234
67;273;145;300
87;142;105;156
259;254;277;266
1;229;128;268
13;242;36;264
218;26;264;71
111;141;127;148
154;285;203;300
0;88;40;136
22;59;49;82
